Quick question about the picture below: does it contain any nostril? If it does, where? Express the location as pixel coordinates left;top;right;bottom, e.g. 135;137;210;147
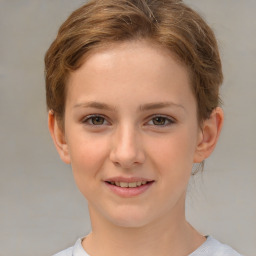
112;161;121;167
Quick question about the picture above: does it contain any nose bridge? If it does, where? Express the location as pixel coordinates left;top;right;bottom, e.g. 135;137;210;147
110;122;144;168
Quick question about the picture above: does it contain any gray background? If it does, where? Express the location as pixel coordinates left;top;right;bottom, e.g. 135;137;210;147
0;0;255;255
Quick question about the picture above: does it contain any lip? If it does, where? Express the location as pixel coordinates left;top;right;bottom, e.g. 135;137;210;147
105;176;153;183
104;176;155;198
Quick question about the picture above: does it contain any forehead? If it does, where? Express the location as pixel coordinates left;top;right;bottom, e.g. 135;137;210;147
70;40;190;84
82;40;186;72
66;40;194;108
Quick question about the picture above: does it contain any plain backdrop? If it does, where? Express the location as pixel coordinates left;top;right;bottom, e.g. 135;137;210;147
0;0;255;255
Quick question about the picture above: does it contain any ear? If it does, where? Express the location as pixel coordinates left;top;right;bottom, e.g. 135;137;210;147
48;110;71;164
194;107;224;163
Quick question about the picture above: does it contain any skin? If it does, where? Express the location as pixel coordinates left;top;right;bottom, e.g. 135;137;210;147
49;40;223;256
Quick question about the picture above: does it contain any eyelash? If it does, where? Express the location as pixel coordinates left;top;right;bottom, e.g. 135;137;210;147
82;114;109;126
146;115;175;127
82;114;175;127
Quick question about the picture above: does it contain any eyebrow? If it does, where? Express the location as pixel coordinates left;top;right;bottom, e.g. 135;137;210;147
73;101;185;112
73;101;116;111
139;102;185;111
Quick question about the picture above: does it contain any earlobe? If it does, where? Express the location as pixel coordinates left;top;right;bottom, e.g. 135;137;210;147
194;107;224;163
48;111;71;164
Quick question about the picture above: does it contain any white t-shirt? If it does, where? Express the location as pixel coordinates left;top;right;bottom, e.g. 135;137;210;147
53;236;242;256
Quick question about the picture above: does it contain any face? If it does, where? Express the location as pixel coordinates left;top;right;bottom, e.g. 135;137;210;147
56;40;205;228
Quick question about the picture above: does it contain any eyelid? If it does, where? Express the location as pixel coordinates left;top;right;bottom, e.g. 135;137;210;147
146;114;176;126
81;114;175;126
82;114;110;125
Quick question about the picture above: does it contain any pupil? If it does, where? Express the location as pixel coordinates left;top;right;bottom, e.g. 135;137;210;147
92;116;104;125
153;117;165;125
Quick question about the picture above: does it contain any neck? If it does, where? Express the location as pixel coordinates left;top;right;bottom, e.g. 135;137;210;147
82;197;205;256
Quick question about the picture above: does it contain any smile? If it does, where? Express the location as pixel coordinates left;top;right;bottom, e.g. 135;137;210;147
104;178;155;197
106;181;150;188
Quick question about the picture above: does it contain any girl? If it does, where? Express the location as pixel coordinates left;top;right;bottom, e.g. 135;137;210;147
45;0;242;255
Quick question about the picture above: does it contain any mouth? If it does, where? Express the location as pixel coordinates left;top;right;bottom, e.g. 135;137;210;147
105;180;153;188
104;178;154;197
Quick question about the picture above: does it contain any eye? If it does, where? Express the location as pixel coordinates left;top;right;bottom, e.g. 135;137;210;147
147;116;174;126
82;115;108;126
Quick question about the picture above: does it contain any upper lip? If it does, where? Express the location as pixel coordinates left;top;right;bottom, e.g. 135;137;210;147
104;177;154;183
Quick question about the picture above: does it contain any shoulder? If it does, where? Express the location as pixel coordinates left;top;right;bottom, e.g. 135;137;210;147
53;246;73;256
52;237;89;256
189;236;243;256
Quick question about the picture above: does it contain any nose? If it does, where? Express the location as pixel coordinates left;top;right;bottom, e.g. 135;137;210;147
109;124;145;169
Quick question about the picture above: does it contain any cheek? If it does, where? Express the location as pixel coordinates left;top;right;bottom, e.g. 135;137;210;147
145;127;199;188
67;133;110;192
141;134;196;216
148;131;197;169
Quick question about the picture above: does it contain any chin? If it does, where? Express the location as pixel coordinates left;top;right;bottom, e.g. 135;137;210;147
105;206;154;228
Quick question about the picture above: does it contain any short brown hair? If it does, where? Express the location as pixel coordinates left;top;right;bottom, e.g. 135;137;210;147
45;0;223;126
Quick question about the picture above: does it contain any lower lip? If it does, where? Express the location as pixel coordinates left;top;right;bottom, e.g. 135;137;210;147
105;181;154;197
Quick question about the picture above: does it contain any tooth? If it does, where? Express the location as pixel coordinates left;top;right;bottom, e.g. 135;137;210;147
128;182;137;188
136;181;142;186
110;181;115;185
120;182;128;188
115;181;120;186
141;181;147;185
